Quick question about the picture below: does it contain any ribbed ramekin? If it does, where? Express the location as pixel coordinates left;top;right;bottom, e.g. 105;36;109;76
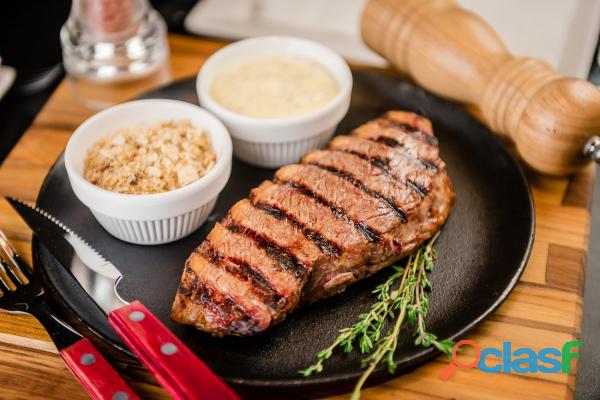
64;99;232;245
197;36;352;168
230;127;335;168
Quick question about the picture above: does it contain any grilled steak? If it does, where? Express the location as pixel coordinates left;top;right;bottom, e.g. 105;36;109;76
171;111;455;336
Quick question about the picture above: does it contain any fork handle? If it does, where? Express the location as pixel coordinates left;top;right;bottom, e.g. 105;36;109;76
28;302;138;400
60;338;140;400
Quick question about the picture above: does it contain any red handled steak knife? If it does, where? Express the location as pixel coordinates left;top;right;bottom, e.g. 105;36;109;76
7;197;239;400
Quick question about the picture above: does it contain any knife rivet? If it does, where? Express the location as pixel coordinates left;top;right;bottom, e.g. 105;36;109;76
112;391;129;400
129;311;145;322
80;353;96;366
160;342;178;355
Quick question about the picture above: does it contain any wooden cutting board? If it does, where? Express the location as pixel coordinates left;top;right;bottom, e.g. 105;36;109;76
0;34;591;400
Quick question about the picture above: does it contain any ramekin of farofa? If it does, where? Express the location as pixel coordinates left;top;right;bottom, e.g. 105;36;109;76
65;99;232;245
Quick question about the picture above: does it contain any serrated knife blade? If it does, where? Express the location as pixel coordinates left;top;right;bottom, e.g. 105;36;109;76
7;196;240;400
6;197;127;313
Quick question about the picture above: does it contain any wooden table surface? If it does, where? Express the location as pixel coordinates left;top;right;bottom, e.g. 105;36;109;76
0;34;592;400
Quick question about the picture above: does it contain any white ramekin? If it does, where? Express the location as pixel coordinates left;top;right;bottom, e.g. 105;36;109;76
64;99;232;245
197;36;353;168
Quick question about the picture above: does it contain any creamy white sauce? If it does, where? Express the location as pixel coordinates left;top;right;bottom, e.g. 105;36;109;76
210;55;340;118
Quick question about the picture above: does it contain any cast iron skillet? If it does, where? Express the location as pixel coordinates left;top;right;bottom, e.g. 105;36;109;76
32;71;534;394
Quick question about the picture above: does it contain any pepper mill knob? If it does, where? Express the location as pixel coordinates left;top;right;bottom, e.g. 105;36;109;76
361;0;600;176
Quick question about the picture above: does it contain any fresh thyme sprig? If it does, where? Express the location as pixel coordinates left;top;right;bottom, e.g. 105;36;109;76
412;243;454;356
298;265;409;378
300;232;453;399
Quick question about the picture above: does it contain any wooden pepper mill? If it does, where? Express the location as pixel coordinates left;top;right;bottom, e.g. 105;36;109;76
361;0;600;176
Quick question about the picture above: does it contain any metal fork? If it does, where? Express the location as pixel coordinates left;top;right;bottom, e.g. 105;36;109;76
0;228;139;400
0;232;82;347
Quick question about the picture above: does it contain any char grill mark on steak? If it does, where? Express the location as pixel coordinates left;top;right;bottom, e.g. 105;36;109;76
374;137;439;171
341;150;398;180
352;113;442;171
197;242;286;312
302;149;423;220
306;162;408;222
275;164;406;239
254;202;342;257
206;223;304;301
175;252;273;335
183;267;243;319
225;222;308;280
250;181;372;257
329;135;433;196
186;277;251;329
382;121;437;146
380;111;438;146
187;279;262;336
280;181;381;243
407;181;427;198
332;147;428;197
227;200;331;264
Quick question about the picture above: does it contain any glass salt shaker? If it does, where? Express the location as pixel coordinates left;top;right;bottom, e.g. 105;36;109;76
61;0;170;108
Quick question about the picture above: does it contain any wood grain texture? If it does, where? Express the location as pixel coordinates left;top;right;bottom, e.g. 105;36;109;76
361;0;600;177
0;34;592;399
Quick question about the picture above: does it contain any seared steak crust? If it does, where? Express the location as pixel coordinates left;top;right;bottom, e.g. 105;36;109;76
302;150;421;219
172;111;455;336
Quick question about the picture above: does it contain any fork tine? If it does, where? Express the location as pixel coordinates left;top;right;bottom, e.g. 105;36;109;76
17;261;33;281
9;254;32;282
0;259;14;292
3;258;25;286
0;228;30;284
0;277;9;294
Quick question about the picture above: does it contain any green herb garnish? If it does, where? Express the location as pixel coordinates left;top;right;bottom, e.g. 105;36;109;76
300;232;453;399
